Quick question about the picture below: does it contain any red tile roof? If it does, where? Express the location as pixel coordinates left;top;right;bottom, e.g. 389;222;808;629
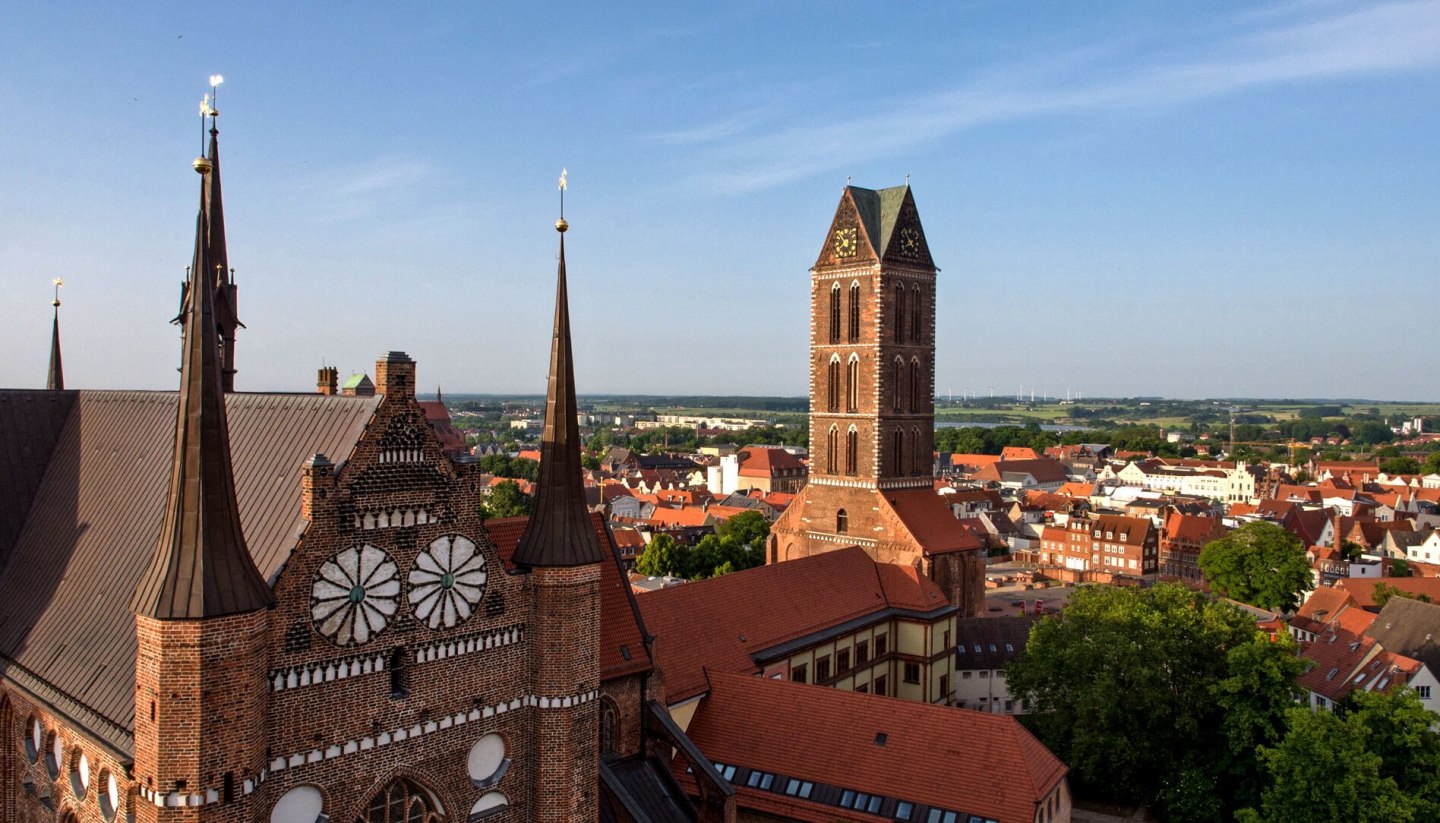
636;547;950;703
1336;577;1440;610
884;488;985;555
736;446;805;477
1001;446;1040;461
1163;512;1228;544
680;671;1067;823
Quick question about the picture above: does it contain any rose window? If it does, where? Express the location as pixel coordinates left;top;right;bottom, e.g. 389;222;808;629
408;535;488;630
311;544;400;645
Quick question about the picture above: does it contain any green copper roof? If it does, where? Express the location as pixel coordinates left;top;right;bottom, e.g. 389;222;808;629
848;184;910;257
342;373;373;390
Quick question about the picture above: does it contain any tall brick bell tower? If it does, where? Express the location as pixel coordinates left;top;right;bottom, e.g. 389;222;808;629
512;208;608;821
770;185;986;616
130;125;273;823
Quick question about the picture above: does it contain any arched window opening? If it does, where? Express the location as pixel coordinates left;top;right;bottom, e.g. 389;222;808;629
600;697;620;756
468;734;510;788
361;778;443;823
911;284;922;342
893;358;904;412
470;794;508;821
893;429;905;477
846;357;859;413
827;357;840;412
846;428;859;476
45;732;61;779
913;427;925;477
894;285;906;343
826;427;838;475
848;282;861;342
828;283;841;344
911;358;922;412
388;647;409;699
271;785;324;823
836;509;849;535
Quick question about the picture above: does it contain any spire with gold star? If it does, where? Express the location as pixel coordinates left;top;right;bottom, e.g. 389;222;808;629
46;279;64;390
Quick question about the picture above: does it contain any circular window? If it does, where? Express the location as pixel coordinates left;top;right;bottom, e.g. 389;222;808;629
409;535;488;630
45;732;62;778
467;734;509;787
70;750;90;798
25;717;41;762
271;785;324;823
99;771;119;822
310;544;400;646
470;793;507;819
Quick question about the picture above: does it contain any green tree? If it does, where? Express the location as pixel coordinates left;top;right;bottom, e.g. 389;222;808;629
1391;558;1414;578
635;533;682;577
1199;521;1313;612
714;510;769;551
1381;457;1421;475
1340;540;1364;563
1424;452;1440;475
479;480;532;520
1241;691;1440;823
1006;584;1304;818
1372;582;1432;608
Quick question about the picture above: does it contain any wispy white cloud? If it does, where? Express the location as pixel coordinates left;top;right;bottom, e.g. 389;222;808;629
686;1;1440;193
299;157;432;222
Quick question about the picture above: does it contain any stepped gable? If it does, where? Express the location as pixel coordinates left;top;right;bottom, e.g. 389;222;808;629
0;391;377;751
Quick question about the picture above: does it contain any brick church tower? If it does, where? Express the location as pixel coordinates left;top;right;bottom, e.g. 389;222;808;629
513;213;608;821
129;140;274;822
769;185;986;617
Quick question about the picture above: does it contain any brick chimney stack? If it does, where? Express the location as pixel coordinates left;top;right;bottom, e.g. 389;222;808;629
375;351;415;400
317;366;339;396
301;453;335;520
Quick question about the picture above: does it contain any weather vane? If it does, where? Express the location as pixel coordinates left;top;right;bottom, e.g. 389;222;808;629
52;278;63;308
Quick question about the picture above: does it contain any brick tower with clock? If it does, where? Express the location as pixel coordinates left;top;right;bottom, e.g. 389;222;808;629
768;184;986;618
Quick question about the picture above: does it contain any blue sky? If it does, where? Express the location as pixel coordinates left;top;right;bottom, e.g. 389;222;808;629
2;1;1438;400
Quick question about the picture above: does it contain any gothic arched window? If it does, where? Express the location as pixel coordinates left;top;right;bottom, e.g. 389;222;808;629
848;282;861;342
829;283;841;344
836;509;848;534
911;284;922;342
600;697;620;755
893;429;905;476
911;358;922;412
827;356;840;412
846;427;858;476
362;778;443;823
913;426;925;477
846;356;859;413
893;357;904;412
826;426;838;475
894;285;906;343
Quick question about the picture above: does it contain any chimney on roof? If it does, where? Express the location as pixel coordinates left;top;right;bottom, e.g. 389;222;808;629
301;453;335;520
317;366;339;396
375;351;415;400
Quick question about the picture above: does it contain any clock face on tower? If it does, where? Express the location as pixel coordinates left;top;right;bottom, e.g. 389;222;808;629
833;226;858;258
899;227;921;257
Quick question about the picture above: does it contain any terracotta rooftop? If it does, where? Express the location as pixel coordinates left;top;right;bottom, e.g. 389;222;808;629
679;671;1066;823
636;547;951;703
884;488;985;555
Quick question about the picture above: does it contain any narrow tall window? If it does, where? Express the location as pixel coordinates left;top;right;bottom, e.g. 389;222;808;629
848;282;861;342
914;426;924;477
895;285;906;343
826;426;838;474
846;356;859;412
911;284;922;342
893;358;904;412
389;647;409;698
893;429;904;476
600;697;619;755
828;357;840;412
829;283;841;344
910;358;922;411
837;509;848;534
846;427;858;475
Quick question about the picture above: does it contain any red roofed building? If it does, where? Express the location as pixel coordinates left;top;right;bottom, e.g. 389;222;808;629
1160;511;1229;582
677;671;1071;823
1034;512;1159;584
419;390;468;458
770;186;987;616
1001;446;1041;461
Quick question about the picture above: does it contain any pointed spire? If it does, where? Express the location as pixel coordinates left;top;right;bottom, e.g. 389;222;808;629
205;105;242;392
513;211;605;568
132;150;272;619
47;279;63;390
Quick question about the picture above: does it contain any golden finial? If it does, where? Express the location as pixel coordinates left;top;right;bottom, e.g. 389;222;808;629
52;278;63;308
193;87;213;174
556;167;569;232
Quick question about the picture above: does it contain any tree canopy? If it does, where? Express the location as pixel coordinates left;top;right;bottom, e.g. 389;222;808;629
1198;521;1313;612
1006;583;1306;819
478;479;532;520
632;512;770;580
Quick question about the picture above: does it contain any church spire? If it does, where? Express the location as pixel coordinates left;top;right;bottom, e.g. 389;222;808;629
513;173;606;568
47;279;63;390
132;139;272;619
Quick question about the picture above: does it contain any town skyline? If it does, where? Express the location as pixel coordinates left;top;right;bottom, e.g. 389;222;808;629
3;1;1438;399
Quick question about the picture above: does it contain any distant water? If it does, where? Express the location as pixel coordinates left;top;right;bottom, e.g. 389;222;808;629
935;421;1089;433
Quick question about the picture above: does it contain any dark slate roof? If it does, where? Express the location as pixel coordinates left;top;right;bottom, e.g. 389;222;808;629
954;615;1039;671
600;756;697;823
848;185;910;258
514;230;607;568
133;176;272;620
1365;597;1440;677
0;390;378;752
